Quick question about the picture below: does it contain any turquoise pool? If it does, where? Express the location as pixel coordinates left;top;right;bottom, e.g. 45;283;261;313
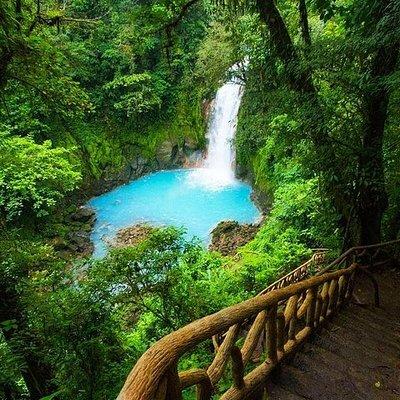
88;169;261;257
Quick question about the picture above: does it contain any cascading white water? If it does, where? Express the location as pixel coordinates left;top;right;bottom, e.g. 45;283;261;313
204;82;243;177
188;76;244;189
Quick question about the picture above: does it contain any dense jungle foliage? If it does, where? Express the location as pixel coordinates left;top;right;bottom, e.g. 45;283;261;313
1;0;399;398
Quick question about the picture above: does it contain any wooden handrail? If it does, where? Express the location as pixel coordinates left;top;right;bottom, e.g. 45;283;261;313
317;238;400;275
258;250;327;295
118;266;356;399
117;239;400;400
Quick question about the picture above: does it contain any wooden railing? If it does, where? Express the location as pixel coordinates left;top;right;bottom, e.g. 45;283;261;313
209;250;327;350
117;240;399;400
258;249;327;295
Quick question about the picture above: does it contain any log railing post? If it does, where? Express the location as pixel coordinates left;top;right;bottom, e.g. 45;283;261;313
241;311;267;365
166;363;183;400
207;324;240;384
306;287;317;328
346;270;356;299
285;293;299;343
179;369;213;400
288;316;297;341
320;281;330;319
266;305;278;364
337;275;347;307
212;335;220;353
276;311;285;354
155;377;168;400
231;346;245;389
314;292;322;327
196;378;213;400
328;279;338;312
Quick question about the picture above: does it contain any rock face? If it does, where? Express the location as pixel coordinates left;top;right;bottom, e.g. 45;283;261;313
251;190;270;213
66;230;94;255
202;98;214;120
109;224;155;248
66;206;96;256
156;141;182;167
184;150;203;167
157;138;204;168
86;155;159;197
209;220;261;256
85;139;203;198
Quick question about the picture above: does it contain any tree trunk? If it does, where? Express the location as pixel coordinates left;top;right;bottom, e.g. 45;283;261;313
387;208;400;240
358;44;399;245
1;329;54;400
0;50;12;89
255;0;314;93
21;355;55;400
299;0;311;47
0;285;55;400
15;0;22;31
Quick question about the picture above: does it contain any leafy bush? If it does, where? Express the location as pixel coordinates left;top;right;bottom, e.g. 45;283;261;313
0;131;81;220
6;228;243;399
104;73;166;118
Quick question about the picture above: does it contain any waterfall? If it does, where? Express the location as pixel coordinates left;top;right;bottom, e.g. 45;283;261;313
88;64;258;257
189;73;244;189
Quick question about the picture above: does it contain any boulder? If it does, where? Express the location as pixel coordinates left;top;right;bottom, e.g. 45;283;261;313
70;206;96;223
67;230;94;255
110;224;156;248
210;220;260;256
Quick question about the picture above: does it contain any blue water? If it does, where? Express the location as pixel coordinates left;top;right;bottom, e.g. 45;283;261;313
88;169;261;257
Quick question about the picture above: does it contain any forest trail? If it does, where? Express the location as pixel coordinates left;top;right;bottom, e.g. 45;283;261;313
267;267;400;399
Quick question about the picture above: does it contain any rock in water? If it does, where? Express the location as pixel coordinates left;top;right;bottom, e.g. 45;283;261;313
209;220;260;256
109;224;156;248
70;206;96;223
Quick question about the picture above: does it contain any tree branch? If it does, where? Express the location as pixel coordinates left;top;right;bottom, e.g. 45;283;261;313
165;0;199;31
256;0;314;93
